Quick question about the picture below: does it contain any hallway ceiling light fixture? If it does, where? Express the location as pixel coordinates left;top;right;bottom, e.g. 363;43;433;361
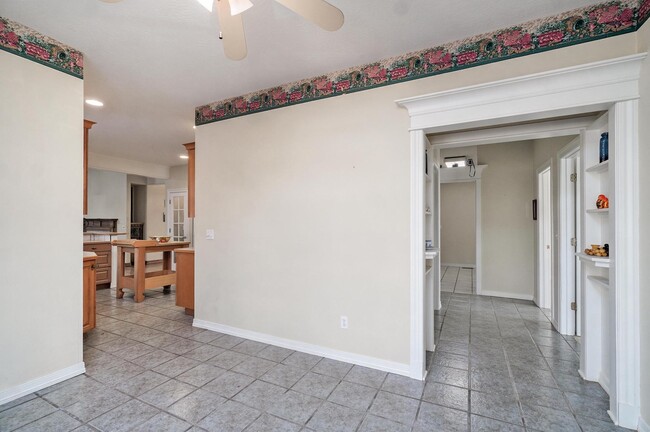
98;0;344;61
444;156;467;168
85;99;104;107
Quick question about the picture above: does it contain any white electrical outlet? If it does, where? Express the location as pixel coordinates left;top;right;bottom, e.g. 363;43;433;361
206;229;215;240
340;316;348;329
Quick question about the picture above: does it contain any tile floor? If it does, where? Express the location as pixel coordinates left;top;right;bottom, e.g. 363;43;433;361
0;288;631;431
441;266;476;294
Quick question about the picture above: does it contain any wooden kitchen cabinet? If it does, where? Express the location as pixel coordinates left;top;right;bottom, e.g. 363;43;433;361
83;241;111;288
175;248;194;315
83;253;97;333
183;142;195;218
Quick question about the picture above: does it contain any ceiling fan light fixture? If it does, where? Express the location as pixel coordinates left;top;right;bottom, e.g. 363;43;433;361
229;0;253;16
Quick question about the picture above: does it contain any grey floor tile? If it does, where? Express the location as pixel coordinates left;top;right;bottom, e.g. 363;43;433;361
256;346;295;363
327;381;377;411
261;364;308;388
291;372;340;399
282;352;323;371
381;373;424;399
163;339;206;356
515;381;570;411
470;414;525;431
153;356;202;378
433;351;469;370
358;414;411;432
183;344;225;362
470;390;523;426
311;359;354;380
422;381;468;411
306;401;364;432
520;403;581;432
428;365;469;388
413;402;469;432
168;388;225;423
139;379;196;408
233;380;287;411
62;388;132;423
267;390;322;424
208;350;250;370
210;335;247;350
0;394;37;414
129;412;192;432
203;371;255;399
89;399;159;432
112;342;157;361
114;371;170;397
198;400;260;432
231;356;277;378
369;391;419;425
231;340;268;356
190;330;225;344
343;365;387;388
565;391;612;422
13;409;81;432
130;349;178;369
176;363;227;387
246;413;301;432
574;414;631;432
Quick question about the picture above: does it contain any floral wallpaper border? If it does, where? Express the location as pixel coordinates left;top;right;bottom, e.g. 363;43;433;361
196;0;645;125
0;16;83;78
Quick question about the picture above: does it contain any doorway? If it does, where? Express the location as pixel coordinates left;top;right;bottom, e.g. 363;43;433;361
398;54;643;427
167;189;189;271
536;165;552;311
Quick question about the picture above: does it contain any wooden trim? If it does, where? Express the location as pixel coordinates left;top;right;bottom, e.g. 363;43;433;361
183;142;195;218
83;120;95;216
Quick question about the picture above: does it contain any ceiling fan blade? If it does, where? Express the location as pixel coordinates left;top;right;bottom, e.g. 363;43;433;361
274;0;343;31
215;0;248;60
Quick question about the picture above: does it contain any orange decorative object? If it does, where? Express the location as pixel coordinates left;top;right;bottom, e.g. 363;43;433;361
596;194;609;209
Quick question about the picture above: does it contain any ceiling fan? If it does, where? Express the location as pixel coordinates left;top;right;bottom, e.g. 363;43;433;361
99;0;344;60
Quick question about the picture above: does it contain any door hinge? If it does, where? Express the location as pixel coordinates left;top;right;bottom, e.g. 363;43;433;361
570;173;577;183
571;238;576;247
571;302;577;311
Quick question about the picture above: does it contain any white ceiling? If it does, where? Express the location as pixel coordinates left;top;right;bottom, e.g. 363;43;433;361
0;0;606;168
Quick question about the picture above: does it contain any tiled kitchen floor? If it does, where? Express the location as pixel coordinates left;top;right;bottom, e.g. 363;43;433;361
0;289;630;431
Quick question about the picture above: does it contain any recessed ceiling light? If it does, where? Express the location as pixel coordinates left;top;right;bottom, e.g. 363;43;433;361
193;125;196;129
180;155;189;160
85;99;104;107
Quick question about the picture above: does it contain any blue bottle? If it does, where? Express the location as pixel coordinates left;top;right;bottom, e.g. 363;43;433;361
599;132;609;163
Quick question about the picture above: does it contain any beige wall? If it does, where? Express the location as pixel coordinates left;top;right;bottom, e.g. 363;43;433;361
478;141;535;299
166;164;188;190
195;33;638;368
440;182;476;266
0;51;83;400
636;21;650;430
87;168;128;233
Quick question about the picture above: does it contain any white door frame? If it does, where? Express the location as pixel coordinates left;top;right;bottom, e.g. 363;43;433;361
558;140;581;336
535;161;552;310
397;54;644;429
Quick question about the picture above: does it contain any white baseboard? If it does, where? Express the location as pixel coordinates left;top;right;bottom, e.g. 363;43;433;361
193;319;411;377
479;290;534;301
638;415;649;432
441;263;476;268
615;402;641;430
0;362;85;405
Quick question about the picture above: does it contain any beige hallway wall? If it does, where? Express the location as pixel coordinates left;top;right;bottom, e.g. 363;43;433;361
440;182;476;266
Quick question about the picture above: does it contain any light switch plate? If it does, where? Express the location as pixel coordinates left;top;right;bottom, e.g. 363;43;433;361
206;229;215;240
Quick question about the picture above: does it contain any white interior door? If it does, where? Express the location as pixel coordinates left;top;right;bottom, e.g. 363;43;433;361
167;190;189;242
167;189;189;271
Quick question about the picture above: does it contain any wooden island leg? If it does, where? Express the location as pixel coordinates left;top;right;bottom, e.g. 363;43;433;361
162;250;172;294
116;246;125;299
133;247;146;302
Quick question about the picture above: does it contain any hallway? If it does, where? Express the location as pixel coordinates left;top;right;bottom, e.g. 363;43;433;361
441;266;475;294
0;289;627;431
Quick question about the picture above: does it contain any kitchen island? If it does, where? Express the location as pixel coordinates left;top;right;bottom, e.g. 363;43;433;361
112;239;190;302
